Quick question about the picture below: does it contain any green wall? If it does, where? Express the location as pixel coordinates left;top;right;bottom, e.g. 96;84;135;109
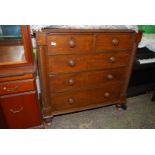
138;25;155;33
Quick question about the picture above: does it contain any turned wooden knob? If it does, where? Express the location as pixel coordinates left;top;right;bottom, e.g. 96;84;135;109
104;92;110;97
109;56;116;63
68;78;75;86
68;60;76;67
107;74;114;80
68;98;75;104
68;37;76;48
112;38;119;46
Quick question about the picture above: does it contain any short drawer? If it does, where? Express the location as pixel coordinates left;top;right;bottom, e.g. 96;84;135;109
96;33;133;51
47;34;94;54
51;82;122;113
49;68;126;93
0;79;35;95
48;51;130;73
0;91;41;129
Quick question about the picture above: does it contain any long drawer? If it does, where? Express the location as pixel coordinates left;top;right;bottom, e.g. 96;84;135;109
49;67;126;93
50;82;122;112
0;79;35;95
48;52;130;73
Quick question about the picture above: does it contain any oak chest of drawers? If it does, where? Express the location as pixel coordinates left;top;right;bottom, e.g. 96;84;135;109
36;28;142;122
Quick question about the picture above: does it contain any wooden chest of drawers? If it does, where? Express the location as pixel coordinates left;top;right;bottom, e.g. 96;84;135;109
36;28;142;122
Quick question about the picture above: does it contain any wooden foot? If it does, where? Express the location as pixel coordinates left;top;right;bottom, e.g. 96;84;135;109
43;117;53;126
116;103;127;110
151;92;155;101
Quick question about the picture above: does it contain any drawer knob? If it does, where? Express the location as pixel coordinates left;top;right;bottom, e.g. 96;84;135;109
68;78;75;86
109;56;116;63
9;107;24;114
107;74;114;80
68;98;75;104
104;92;110;97
112;38;119;46
3;85;19;92
3;86;7;90
68;60;76;67
68;37;76;48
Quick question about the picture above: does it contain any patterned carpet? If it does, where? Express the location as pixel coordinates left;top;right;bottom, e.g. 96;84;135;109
45;93;155;129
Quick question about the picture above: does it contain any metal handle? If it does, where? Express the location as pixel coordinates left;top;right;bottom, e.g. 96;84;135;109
104;92;110;97
68;37;76;48
112;38;119;46
68;78;75;86
68;98;75;104
109;56;116;63
107;74;114;80
3;85;19;92
68;60;76;67
10;107;24;114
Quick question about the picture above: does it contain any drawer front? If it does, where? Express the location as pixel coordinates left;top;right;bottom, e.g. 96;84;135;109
49;68;126;93
0;79;35;95
96;33;133;50
0;74;33;82
47;34;94;54
48;52;130;73
51;82;122;112
0;91;41;129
